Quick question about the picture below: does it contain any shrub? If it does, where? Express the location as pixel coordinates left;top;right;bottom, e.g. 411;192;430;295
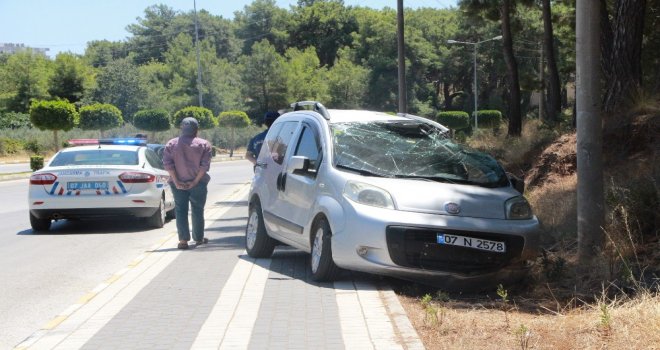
24;139;43;154
30;155;44;171
475;110;503;129
0;137;23;155
29;99;78;150
218;110;251;157
0;112;32;129
172;106;216;130
133;109;170;138
436;111;470;130
78;103;123;137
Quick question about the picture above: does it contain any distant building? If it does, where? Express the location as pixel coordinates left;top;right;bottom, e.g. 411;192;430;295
0;43;49;55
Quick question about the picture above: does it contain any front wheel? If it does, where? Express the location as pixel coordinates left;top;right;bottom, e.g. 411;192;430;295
148;197;166;228
310;218;341;282
245;201;276;258
30;212;51;232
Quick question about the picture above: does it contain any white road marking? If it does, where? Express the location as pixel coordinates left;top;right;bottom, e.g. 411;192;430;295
191;256;272;350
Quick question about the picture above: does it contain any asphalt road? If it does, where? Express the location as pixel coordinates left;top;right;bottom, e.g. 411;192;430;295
0;162;31;174
0;160;254;349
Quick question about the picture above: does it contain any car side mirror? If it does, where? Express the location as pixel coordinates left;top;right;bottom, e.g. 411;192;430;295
288;155;310;173
508;173;525;194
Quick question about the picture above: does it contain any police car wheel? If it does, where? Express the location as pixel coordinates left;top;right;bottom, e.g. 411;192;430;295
29;212;51;232
245;200;276;258
148;197;166;228
310;218;341;282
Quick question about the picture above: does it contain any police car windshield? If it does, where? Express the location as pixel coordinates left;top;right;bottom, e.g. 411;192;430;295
50;149;139;166
331;121;508;188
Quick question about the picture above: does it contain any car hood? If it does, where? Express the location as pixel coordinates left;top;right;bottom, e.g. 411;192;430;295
381;179;518;220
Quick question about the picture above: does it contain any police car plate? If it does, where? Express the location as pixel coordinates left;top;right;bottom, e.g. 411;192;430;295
437;233;506;253
66;181;109;191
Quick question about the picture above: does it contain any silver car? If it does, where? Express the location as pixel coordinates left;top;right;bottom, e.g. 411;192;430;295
246;101;540;288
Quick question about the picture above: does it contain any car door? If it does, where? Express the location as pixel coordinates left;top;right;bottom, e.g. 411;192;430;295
277;120;324;248
258;120;301;243
144;148;173;211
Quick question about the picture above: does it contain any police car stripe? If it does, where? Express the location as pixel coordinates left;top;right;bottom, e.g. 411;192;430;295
116;181;127;194
49;182;59;195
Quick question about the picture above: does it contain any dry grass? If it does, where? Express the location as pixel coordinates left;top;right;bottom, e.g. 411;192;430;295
398;287;660;350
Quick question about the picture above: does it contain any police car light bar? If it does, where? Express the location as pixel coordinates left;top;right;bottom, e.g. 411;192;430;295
98;138;148;146
67;139;99;146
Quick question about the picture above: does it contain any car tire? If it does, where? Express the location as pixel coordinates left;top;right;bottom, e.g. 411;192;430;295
310;218;341;282
30;212;51;232
166;208;176;220
245;200;276;258
148;197;166;228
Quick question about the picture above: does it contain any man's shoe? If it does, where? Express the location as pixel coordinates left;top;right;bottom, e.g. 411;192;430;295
195;238;209;245
177;241;189;249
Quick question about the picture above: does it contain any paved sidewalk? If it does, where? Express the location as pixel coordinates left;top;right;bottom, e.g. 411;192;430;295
16;184;424;350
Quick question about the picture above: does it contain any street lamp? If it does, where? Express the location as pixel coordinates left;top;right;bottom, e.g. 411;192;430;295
447;35;502;129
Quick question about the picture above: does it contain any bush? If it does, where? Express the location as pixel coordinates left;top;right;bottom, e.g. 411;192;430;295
0;112;32;129
133;109;170;134
436;111;470;130
172;106;217;130
24;139;43;154
475;110;503;129
0;137;23;155
78;103;123;135
30;155;44;171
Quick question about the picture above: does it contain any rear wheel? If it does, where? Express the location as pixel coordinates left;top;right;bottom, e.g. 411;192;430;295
30;212;51;232
245;200;276;258
166;208;176;220
148;197;166;228
310;218;341;282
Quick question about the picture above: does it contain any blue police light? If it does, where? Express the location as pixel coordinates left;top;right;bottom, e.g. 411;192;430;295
98;138;148;146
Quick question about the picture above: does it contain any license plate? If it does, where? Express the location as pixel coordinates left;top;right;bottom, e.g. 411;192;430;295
437;233;506;253
66;181;108;191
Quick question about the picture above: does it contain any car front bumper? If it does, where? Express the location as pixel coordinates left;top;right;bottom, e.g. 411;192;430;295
329;200;541;285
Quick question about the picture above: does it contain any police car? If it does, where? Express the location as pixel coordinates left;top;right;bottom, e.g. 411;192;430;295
28;138;175;232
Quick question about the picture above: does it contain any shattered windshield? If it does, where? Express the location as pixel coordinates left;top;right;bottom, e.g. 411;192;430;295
331;121;508;187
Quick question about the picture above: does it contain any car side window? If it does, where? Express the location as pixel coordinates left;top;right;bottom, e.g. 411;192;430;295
145;149;164;169
267;121;298;165
294;124;322;172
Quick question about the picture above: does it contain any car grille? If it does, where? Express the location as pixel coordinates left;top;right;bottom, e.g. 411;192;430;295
386;226;525;274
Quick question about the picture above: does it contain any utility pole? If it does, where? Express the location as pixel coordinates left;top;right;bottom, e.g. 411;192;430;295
193;0;203;107
576;0;604;264
397;0;407;114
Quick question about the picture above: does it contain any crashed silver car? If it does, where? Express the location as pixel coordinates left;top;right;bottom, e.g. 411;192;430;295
246;101;540;288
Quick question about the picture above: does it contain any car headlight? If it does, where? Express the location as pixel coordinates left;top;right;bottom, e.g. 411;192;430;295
505;196;533;220
343;181;395;209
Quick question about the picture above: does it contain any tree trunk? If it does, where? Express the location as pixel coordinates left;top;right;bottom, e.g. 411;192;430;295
601;0;646;114
541;0;562;124
230;128;235;158
576;0;605;264
501;0;522;137
443;83;452;110
53;130;59;151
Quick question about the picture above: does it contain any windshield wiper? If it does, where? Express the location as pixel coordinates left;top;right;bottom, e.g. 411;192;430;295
335;164;388;177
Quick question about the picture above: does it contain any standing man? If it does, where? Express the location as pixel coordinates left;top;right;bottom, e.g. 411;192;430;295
246;111;280;166
163;117;213;249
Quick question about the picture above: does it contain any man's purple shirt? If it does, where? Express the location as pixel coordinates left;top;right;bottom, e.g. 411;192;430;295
163;135;212;183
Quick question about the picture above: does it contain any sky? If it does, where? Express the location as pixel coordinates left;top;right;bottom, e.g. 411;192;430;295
0;0;456;58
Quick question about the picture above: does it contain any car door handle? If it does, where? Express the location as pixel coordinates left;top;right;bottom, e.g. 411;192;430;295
255;161;267;169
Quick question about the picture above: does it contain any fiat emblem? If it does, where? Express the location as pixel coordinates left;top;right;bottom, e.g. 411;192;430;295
84;171;91;177
445;202;460;215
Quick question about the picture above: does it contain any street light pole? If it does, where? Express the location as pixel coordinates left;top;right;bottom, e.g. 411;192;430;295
447;35;502;129
193;0;203;108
